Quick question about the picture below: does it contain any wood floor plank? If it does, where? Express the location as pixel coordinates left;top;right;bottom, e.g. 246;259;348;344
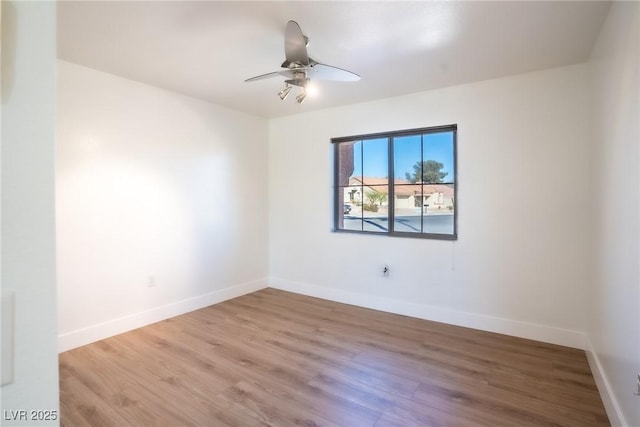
308;370;478;427
59;376;134;427
60;289;610;427
318;359;421;399
412;375;601;427
217;380;340;427
489;368;606;416
61;349;196;426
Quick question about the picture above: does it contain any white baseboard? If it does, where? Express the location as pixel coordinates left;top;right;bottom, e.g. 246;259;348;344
58;279;268;353
585;338;628;427
268;277;587;350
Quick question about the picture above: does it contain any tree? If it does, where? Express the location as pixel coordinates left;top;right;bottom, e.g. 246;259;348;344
405;160;448;183
364;190;387;212
366;191;387;206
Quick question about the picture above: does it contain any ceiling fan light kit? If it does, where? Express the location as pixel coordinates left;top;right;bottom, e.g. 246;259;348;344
278;84;293;100
245;20;360;104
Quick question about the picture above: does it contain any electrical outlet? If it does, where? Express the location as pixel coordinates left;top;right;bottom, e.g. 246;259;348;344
635;373;640;396
382;265;390;277
147;275;156;287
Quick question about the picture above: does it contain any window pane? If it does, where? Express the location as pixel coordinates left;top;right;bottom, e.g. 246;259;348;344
422;132;454;184
422;183;455;235
362;185;388;232
394;135;422;184
394;184;422;233
362;138;388;179
338;141;361;186
341;198;362;231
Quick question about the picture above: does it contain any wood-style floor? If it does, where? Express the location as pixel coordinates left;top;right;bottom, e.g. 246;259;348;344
59;288;610;427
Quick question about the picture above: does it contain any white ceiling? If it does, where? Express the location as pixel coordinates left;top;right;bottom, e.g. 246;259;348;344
57;1;611;119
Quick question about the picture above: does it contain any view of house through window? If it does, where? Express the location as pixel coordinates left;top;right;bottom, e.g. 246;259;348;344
333;125;457;239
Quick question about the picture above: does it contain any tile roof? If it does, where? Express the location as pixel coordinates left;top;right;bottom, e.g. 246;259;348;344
348;177;454;197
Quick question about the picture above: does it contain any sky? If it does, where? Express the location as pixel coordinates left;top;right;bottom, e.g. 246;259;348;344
351;131;455;182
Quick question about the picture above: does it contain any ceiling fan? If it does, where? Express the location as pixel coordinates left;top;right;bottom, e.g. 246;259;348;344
245;20;360;104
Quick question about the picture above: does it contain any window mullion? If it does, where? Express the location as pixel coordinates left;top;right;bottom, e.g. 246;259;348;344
334;143;340;230
388;136;394;234
420;133;424;234
360;141;364;232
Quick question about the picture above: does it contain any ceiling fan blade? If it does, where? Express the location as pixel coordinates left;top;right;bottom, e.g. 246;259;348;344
308;63;361;82
245;70;297;82
284;20;309;66
245;71;280;82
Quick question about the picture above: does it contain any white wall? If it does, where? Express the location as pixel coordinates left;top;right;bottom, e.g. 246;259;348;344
587;2;640;426
269;64;591;348
56;61;269;351
1;1;59;425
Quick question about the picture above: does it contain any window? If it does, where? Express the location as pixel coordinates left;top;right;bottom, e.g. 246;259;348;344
333;125;457;239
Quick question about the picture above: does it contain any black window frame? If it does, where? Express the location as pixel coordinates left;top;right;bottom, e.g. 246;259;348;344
332;124;458;240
